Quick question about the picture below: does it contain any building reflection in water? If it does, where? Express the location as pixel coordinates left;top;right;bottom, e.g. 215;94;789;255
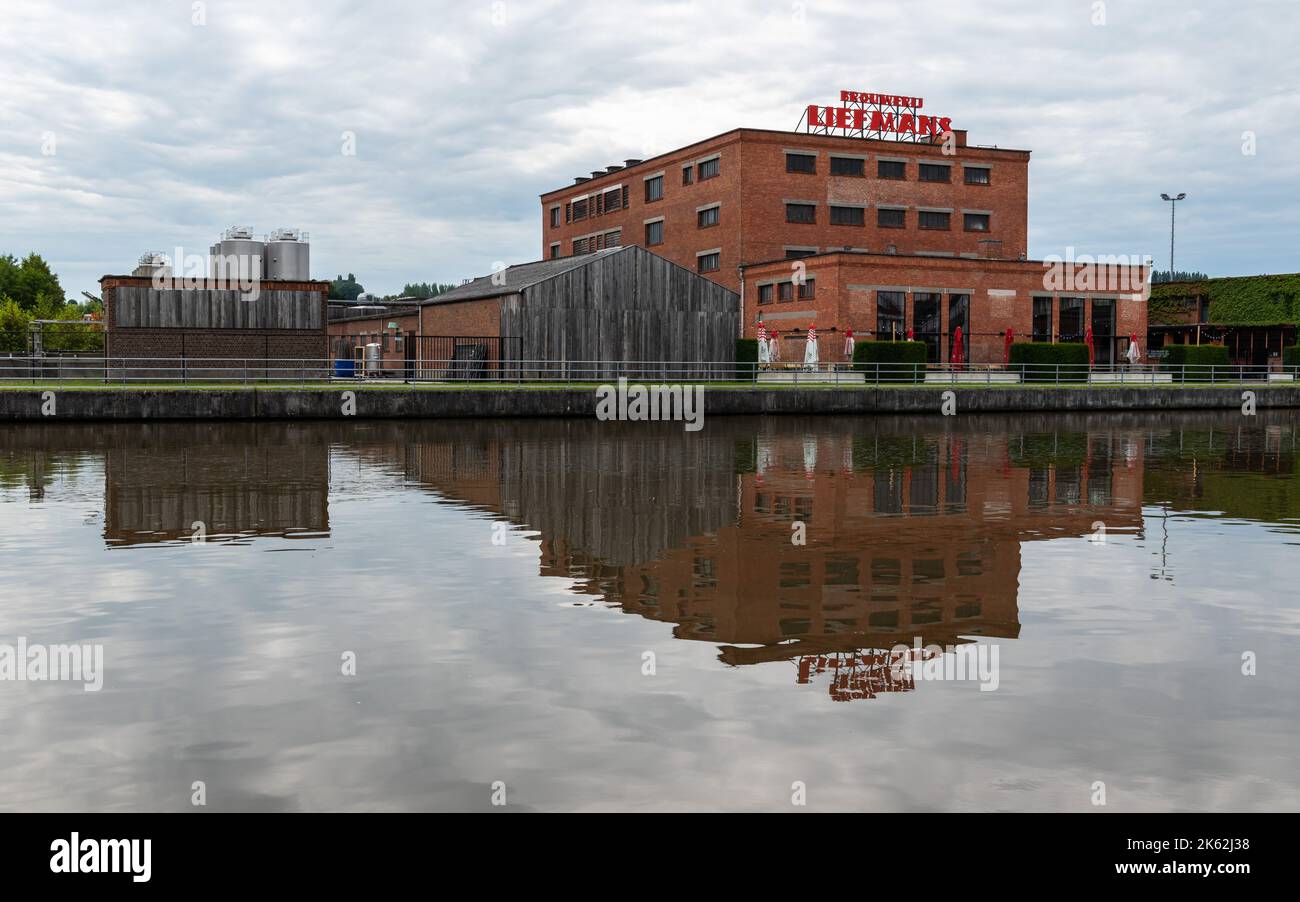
3;414;1294;703
396;415;1157;701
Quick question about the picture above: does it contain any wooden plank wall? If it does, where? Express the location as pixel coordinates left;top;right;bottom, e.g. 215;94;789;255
112;286;324;330
499;247;739;375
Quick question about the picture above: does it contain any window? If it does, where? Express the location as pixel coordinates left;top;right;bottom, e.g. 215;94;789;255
645;220;663;246
549;243;560;260
919;211;951;230
830;156;864;177
964;166;991;185
786;153;816;173
830;205;865;226
949;293;970;363
573;237;588;254
786;203;816;223
572;198;588;221
759;284;774;305
645;175;663;203
697;252;720;273
878;159;906;179
798;278;815;300
549;207;560;228
682;165;693;185
602;188;622;213
698;157;720;180
877;290;905;339
964;213;990;232
604;230;621;248
914;292;942;362
1032;297;1053;342
778;282;794;302
919;163;950;183
1059;297;1085;342
877;207;906;228
697;205;720;228
785;249;815;259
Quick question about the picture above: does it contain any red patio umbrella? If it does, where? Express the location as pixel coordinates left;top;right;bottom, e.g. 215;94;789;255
1004;327;1014;365
951;326;964;370
1085;327;1095;367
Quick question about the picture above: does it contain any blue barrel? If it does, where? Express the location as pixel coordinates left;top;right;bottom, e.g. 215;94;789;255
333;359;356;378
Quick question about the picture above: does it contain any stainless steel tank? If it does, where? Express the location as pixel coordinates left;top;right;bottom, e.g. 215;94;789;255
211;227;264;282
263;228;310;280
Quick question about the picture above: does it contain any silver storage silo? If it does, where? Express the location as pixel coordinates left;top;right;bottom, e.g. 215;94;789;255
212;226;264;282
263;228;310;281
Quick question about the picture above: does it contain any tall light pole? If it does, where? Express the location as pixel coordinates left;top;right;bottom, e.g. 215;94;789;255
1160;192;1186;277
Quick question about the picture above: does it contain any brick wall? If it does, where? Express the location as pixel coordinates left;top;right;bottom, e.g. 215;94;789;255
743;253;1148;366
419;297;502;337
539;127;1029;293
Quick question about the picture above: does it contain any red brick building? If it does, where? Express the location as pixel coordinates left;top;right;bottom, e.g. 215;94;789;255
539;126;1029;295
327;305;420;372
741;252;1148;366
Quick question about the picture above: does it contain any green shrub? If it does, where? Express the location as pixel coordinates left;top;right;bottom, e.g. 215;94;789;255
853;340;926;383
735;338;758;380
1160;344;1229;380
1283;345;1300;369
1008;342;1089;382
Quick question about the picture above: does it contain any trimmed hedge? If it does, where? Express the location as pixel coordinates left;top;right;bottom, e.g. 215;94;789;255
1008;342;1089;382
1283;345;1300;369
735;338;758;379
1160;344;1230;382
853;340;926;383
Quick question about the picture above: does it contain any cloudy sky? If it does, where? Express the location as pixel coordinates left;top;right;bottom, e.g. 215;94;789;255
2;0;1297;301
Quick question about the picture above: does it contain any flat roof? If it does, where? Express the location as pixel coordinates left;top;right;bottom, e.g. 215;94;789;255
540;126;1031;199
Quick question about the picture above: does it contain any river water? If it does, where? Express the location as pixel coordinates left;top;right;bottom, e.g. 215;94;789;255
0;411;1296;811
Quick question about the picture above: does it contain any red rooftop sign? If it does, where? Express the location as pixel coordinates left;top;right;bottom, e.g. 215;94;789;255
803;90;953;141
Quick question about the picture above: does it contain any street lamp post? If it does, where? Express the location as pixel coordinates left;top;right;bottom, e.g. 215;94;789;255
1159;192;1186;277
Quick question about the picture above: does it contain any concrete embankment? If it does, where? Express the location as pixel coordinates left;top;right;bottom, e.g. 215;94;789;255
2;385;1299;421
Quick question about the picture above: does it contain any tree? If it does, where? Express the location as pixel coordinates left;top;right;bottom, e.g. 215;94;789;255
400;281;457;299
329;273;365;301
1152;269;1210;284
0;253;66;311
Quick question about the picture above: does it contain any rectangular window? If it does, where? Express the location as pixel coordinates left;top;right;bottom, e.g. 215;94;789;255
602;188;621;213
549;207;560;228
573;237;588;254
645;220;663;246
964;213;990;232
877;290;905;339
682;165;693;185
786;153;817;173
918;163;950;182
1059;297;1085;342
645;175;663;203
878;159;906;179
964;166;991;185
877;207;906;228
698;157;720;180
913;292;942;362
918;211;951;230
1032;297;1052;342
798;278;815;300
758;284;774;305
785;249;815;259
830;156;864;177
786;203;816;223
829;206;865;226
572;198;588;220
549;243;560;260
778;282;794;302
697;252;720;273
697;206;720;228
604;230;621;248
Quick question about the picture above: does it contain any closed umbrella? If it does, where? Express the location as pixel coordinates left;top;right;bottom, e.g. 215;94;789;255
1085;327;1095;367
1126;333;1141;367
804;323;819;370
1004;327;1014;365
951;326;964;370
757;320;770;368
844;328;855;360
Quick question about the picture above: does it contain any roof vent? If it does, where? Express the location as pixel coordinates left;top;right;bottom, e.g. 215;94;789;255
573;176;590;184
591;171;606;179
605;165;623;173
624;159;643;167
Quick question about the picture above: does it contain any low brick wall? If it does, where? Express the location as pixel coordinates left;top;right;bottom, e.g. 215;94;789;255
2;385;1299;421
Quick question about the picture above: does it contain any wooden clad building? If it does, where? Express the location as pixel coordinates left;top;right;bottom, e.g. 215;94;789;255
419;245;740;376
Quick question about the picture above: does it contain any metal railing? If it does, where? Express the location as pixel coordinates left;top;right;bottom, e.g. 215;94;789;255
0;356;1295;386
